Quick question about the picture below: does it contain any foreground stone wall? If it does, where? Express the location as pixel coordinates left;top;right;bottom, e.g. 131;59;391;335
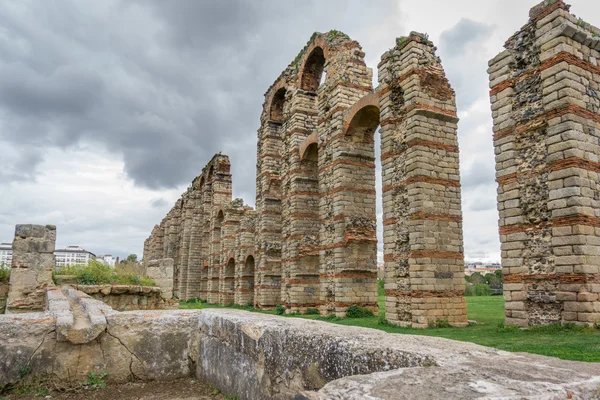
0;293;598;399
6;225;56;313
489;0;600;326
72;284;165;311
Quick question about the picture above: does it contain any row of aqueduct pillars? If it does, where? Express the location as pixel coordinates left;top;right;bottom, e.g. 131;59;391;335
144;0;600;327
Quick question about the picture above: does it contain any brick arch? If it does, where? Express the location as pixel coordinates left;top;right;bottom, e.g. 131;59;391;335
299;132;319;161
297;37;330;91
266;78;290;123
244;249;255;260
342;93;380;144
342;92;380;135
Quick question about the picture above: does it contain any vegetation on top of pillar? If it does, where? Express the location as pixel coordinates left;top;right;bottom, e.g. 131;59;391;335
225;198;245;210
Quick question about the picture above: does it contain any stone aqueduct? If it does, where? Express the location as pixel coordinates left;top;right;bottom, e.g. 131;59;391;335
145;0;600;328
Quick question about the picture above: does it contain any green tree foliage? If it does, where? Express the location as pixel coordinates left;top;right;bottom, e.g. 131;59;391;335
469;272;485;285
126;254;138;263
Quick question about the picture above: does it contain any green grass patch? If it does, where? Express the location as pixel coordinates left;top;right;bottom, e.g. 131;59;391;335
194;296;600;362
53;260;156;287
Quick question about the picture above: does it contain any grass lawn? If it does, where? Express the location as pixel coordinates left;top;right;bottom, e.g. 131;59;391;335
182;295;600;362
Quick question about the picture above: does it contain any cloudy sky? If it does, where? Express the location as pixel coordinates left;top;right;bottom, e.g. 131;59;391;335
0;0;597;261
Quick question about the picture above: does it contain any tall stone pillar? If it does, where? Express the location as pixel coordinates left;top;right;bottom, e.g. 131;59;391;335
378;33;467;328
186;188;203;300
178;192;194;300
313;35;378;317
489;0;600;326
6;224;56;313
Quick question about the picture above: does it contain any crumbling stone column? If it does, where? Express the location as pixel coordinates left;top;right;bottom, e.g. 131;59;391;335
177;193;193;300
281;86;321;313
255;98;285;309
315;36;378;317
6;224;56;313
146;258;174;300
220;200;244;305
235;210;256;306
186;186;203;300
489;0;600;326
378;33;467;328
207;156;233;304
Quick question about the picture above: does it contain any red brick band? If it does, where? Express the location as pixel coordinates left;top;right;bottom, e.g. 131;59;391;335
385;289;464;298
504;273;600;284
497;156;600;185
383;176;460;193
499;214;600;235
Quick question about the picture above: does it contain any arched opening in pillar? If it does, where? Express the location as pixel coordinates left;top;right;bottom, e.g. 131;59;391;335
300;47;325;92
270;88;286;124
285;140;320;313
222;257;235;305
240;255;255;306
329;101;380;316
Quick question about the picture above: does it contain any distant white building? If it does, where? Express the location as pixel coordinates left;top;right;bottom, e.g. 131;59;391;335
95;254;116;268
0;243;12;268
55;246;96;269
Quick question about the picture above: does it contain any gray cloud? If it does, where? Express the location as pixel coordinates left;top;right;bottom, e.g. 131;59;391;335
150;198;168;209
0;0;399;193
438;18;494;110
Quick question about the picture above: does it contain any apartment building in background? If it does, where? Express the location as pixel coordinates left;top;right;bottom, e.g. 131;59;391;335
55;246;96;269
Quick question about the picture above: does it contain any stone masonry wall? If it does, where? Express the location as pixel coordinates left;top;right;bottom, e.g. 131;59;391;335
72;284;165;311
378;33;467;328
6;225;56;313
0;301;598;399
489;0;600;326
144;30;468;326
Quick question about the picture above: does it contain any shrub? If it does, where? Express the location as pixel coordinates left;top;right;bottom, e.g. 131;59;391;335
304;308;319;315
54;260;155;286
83;372;108;390
465;283;492;296
377;314;390;326
275;304;285;315
0;266;10;283
435;319;451;328
464;283;475;296
345;305;374;318
474;283;492;296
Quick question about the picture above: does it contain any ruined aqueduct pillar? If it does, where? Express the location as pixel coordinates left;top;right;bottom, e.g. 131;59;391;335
490;0;600;326
6;224;56;313
377;33;467;328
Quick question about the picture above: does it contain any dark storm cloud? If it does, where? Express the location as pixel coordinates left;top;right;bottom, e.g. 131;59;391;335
0;0;398;196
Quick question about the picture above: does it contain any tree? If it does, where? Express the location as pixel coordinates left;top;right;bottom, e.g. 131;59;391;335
126;254;138;263
470;272;485;285
485;272;502;288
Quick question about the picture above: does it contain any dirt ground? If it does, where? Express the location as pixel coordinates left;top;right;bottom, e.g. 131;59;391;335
2;379;229;400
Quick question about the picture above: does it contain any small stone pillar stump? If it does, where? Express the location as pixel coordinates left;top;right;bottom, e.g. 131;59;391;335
6;224;56;313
